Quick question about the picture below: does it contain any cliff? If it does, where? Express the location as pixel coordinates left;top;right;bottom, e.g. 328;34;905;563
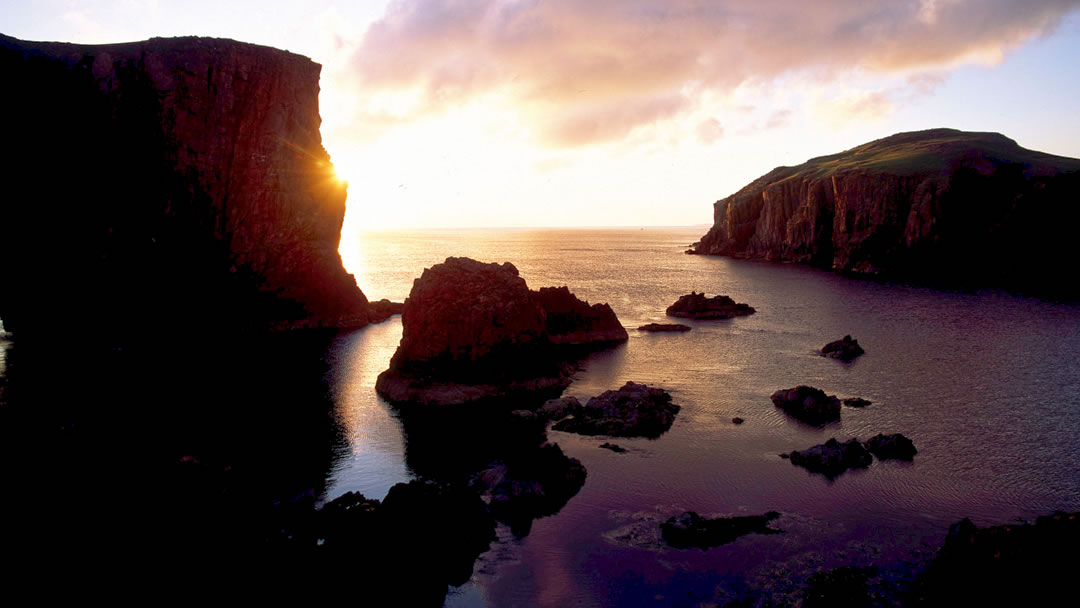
0;34;370;336
692;129;1080;295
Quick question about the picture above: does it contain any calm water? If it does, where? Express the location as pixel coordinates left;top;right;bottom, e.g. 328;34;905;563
2;227;1077;604
329;227;1080;606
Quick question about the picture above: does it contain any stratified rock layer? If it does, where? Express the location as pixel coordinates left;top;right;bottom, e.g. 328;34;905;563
691;129;1080;296
0;34;370;335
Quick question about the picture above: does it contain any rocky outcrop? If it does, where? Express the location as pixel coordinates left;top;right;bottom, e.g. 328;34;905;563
691;129;1080;297
552;381;681;438
0;34;372;336
638;323;692;332
534;286;629;346
783;438;873;478
863;433;917;460
667;292;755;319
821;335;865;361
375;257;627;406
661;510;782;549
771;386;843;424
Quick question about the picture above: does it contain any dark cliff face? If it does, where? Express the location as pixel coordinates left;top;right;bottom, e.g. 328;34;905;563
693;129;1080;296
0;34;369;336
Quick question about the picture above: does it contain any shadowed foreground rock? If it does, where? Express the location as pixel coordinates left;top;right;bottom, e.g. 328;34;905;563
661;511;782;549
376;257;627;406
784;438;873;478
666;292;756;319
911;511;1080;606
771;386;842;424
821;335;865;361
552;382;681;438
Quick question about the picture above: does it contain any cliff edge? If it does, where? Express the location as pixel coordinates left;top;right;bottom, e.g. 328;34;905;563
0;34;370;335
691;129;1080;296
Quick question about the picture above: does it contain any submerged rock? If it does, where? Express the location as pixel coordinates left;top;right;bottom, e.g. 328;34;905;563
843;397;873;408
771;386;842;424
552;382;681;438
821;335;866;361
666;292;756;320
637;323;692;332
863;433;917;460
599;442;628;453
787;438;873;478
661;510;782;549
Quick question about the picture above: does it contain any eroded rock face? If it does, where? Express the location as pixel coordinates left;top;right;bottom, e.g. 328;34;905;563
376;257;627;406
666;292;755;319
534;286;629;346
691;129;1080;297
0;34;372;335
771;386;842;425
552;381;681;438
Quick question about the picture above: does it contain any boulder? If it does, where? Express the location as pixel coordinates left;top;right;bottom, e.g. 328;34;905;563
666;292;755;320
537;396;582;421
786;438;873;478
843;397;873;408
821;335;866;361
552;382;681;438
770;386;842;424
533;286;629;346
863;433;917;460
661;510;782;549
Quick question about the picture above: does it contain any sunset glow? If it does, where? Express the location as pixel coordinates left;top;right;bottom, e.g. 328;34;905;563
4;0;1080;233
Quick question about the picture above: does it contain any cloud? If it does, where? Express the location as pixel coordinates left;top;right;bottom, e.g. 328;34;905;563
346;0;1080;146
811;89;895;127
696;118;725;145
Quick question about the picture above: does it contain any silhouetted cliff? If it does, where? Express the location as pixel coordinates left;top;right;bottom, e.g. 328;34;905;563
692;129;1080;296
0;34;369;336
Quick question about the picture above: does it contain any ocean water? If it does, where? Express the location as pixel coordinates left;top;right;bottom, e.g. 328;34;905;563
2;227;1077;603
328;227;1080;606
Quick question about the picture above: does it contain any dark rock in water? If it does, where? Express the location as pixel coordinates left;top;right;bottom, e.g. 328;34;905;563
599;442;627;453
537;396;582;421
375;257;627;406
661;510;781;549
787;438;872;478
689;128;1080;299
822;335;865;361
803;567;875;608
771;386;842;424
471;443;586;536
912;511;1080;606
637;323;692;332
552;382;681;438
863;433;917;460
0;34;373;336
666;292;756;320
534;286;629;347
732;417;745;424
843;397;873;408
368;299;405;323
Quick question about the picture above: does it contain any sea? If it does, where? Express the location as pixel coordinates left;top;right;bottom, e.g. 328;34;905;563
1;226;1078;605
334;226;1080;606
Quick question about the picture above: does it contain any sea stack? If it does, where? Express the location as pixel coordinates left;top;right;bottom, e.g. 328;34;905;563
690;129;1080;297
0;34;372;335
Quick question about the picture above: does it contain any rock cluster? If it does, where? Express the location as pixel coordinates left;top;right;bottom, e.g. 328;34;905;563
770;386;843;424
661;510;782;549
821;335;865;361
551;382;681;438
666;292;756;320
782;433;917;478
375;257;627;406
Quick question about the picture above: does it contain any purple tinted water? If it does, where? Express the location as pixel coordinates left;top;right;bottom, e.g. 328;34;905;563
329;227;1080;606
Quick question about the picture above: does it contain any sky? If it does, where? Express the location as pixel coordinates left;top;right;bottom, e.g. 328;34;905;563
4;0;1080;230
